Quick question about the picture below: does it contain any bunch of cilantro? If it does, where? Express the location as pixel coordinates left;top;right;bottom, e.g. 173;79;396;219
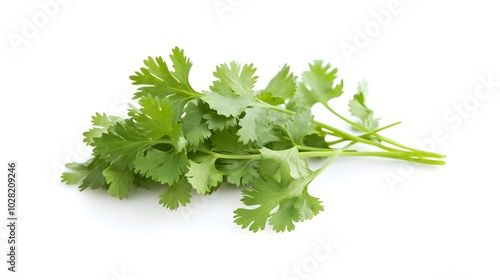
62;47;445;232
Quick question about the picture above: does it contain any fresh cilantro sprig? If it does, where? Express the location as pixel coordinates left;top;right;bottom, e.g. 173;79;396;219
61;47;445;232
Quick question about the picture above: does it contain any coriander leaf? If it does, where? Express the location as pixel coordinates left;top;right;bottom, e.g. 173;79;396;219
102;166;134;199
169;47;193;85
234;176;287;232
260;147;311;180
134;95;184;143
83;113;122;146
62;46;446;233
203;110;238;131
263;64;296;99
182;102;212;147
201;62;263;117
284;109;317;145
210;129;247;154
133;94;187;151
186;156;224;194
234;155;339;232
61;162;90;185
213;61;257;98
130;48;199;120
221;159;259;186
291;60;344;109
134;148;189;185
236;107;261;144
133;174;157;190
159;177;192;210
233;172;324;232
236;107;282;146
79;158;109;190
268;199;301;232
62;157;109;191
348;80;379;130
294;191;324;221
302;134;329;149
201;92;256;117
93;120;160;170
257;92;285;106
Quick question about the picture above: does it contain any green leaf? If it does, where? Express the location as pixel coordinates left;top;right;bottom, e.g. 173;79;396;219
303;134;329;149
233;155;340;233
291;60;344;108
169;47;193;85
159;177;192;210
202;110;238;131
93;120;159;170
268;199;301;232
130;47;199;120
213;61;258;98
186;156;224;194
210;129;248;154
233;171;324;232
284;109;317;145
134;148;189;185
294;191;324;221
257;92;285;106
348;80;379;130
263;64;296;99
236;107;261;144
221;159;259;187
133;174;157;189
236;107;283;146
201;61;263;117
260;147;311;180
182;102;212;147
102;166;135;199
133;95;187;151
201;92;256;117
234;176;286;232
134;95;178;138
61;157;109;191
79;158;109;190
83;113;122;146
61;162;89;185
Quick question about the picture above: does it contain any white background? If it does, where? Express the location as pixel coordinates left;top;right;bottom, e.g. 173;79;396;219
1;0;499;279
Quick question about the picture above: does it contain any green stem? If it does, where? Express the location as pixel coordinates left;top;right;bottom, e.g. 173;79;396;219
199;147;260;160
199;147;445;165
267;104;409;153
224;101;445;163
326;121;400;146
300;150;445;165
314;120;400;152
309;150;342;181
323;102;369;134
323;103;445;158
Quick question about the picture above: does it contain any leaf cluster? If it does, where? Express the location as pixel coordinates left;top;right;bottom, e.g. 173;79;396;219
62;47;445;232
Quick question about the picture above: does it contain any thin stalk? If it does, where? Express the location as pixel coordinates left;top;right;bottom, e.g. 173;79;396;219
199;147;445;165
233;100;444;163
199;147;260;160
300;150;445;165
314;120;401;152
327;122;401;146
264;104;386;150
323;103;445;158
